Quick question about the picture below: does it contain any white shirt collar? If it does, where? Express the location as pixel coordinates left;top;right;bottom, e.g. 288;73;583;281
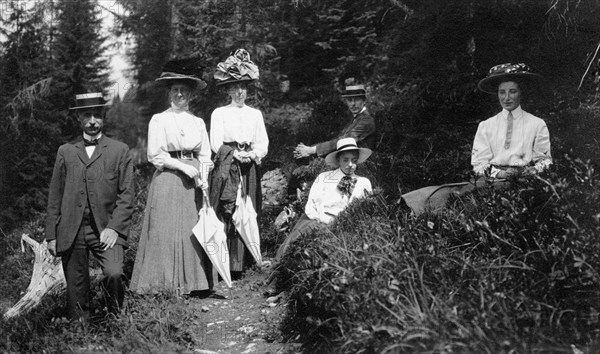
354;106;367;117
83;132;102;141
501;106;523;120
331;168;356;178
170;102;190;112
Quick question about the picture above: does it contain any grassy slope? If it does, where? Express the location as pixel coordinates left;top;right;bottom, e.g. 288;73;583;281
277;158;600;353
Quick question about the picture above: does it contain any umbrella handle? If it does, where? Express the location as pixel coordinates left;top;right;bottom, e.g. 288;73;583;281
239;168;248;198
202;188;211;208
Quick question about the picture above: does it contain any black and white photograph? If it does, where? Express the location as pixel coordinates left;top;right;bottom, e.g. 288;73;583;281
1;0;599;352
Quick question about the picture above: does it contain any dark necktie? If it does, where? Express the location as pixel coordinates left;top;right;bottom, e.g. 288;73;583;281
84;138;99;146
504;111;513;149
337;175;357;197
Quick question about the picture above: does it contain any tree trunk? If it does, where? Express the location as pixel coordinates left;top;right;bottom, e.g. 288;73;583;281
3;234;66;320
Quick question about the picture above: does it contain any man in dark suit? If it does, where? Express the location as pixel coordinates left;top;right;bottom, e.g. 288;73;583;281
294;78;376;159
45;92;134;323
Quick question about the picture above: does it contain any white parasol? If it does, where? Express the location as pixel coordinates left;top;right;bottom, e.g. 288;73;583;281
232;187;262;266
193;192;233;288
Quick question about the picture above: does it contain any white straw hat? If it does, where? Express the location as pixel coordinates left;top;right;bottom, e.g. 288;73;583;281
324;137;372;168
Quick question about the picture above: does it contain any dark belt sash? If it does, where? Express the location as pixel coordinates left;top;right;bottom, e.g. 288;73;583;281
491;165;527;171
169;150;197;160
224;141;251;151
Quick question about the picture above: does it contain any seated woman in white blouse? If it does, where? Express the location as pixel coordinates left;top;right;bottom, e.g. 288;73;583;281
472;63;552;178
402;64;552;216
264;137;372;297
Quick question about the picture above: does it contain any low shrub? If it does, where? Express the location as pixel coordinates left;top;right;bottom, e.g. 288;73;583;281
278;157;600;353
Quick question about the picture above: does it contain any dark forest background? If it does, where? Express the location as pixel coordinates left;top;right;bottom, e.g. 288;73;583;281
1;0;599;230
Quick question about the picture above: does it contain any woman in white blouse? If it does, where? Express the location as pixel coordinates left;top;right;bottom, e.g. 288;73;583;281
264;137;372;297
131;58;217;295
472;63;552;178
209;49;268;276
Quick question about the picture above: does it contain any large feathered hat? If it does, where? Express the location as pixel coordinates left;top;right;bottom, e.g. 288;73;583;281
214;49;259;86
155;57;207;89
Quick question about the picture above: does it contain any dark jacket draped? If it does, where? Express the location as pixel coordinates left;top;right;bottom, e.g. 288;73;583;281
209;144;261;217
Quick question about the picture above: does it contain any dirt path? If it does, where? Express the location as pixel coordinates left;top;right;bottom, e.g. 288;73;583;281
185;267;297;354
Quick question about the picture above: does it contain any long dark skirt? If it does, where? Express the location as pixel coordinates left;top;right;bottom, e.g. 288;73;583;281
130;160;217;294
401;178;509;216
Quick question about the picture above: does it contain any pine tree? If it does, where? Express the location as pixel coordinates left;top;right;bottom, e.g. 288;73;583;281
0;0;111;229
53;0;109;93
117;0;172;85
0;2;61;228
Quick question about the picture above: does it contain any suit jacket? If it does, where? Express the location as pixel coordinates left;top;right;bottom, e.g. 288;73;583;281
315;108;376;157
45;135;135;254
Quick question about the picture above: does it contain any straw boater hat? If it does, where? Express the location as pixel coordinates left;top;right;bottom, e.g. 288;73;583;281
214;49;259;86
69;92;109;110
325;137;372;168
340;76;366;98
478;63;543;94
155;57;207;90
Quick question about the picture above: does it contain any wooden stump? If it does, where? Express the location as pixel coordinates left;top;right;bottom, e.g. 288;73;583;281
3;234;66;320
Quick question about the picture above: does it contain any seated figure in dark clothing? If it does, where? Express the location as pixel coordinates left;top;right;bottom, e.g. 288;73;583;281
293;78;376;159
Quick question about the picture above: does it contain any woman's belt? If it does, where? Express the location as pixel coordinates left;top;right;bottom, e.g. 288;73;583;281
491;165;527;171
169;150;197;160
224;141;251;151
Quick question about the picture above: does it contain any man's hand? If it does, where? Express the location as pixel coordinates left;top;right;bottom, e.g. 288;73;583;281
100;228;119;251
47;240;57;257
294;143;316;159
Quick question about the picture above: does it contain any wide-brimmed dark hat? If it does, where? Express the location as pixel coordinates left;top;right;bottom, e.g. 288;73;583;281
155;57;207;90
214;49;259;86
69;92;109;110
478;63;542;94
325;137;372;168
